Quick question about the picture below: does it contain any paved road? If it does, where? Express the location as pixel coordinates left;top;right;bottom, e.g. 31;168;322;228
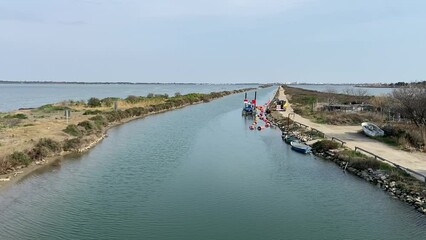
277;86;426;177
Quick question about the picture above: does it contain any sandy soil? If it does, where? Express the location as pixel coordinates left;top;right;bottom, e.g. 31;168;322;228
277;86;426;176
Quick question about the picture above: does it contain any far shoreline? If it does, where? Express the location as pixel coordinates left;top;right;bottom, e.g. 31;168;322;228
0;80;261;85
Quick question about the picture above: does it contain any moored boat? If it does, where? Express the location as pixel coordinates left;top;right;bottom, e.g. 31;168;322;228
282;134;299;144
290;141;312;154
361;122;384;137
242;92;257;116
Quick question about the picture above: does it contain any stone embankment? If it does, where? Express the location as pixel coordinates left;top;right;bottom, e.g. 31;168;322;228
316;149;426;214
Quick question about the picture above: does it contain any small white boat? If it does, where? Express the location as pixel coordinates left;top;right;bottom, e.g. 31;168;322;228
361;122;384;137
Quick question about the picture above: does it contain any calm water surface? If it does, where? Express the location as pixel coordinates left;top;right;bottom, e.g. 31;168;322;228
0;83;257;111
0;88;425;239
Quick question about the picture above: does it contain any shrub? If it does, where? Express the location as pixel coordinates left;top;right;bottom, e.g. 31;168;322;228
101;97;119;107
87;97;102;108
201;96;210;103
89;115;108;129
63;124;82;137
0;158;13;174
37;104;67;112
83;109;102;115
9;151;32;166
4;113;28;119
63;138;82;151
312;140;340;153
78;121;95;132
337;150;388;170
36;138;62;153
125;95;143;104
147;93;154;98
27;146;50;160
27;138;61;160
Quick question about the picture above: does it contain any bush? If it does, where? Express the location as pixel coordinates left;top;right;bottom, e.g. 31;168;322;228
27;146;50;160
125;95;143;104
36;138;62;153
89;115;108;129
27;138;62;160
78;121;95;132
9;151;32;166
63;124;82;137
87;97;102;108
63;138;82;151
337;150;388;170
312;140;340;153
83;109;102;115
37;104;68;112
4;113;28;119
101;97;119;107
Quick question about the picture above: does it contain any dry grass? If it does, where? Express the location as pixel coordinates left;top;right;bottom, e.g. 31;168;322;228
0;97;168;163
282;85;384;125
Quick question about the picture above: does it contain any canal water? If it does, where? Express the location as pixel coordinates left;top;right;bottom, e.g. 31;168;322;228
0;88;425;239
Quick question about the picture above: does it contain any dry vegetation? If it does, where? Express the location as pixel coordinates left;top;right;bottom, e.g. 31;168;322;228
283;85;374;125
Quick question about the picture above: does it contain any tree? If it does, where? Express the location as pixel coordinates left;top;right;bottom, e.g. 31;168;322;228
325;88;338;105
342;87;368;97
371;94;393;113
306;96;317;112
392;86;426;150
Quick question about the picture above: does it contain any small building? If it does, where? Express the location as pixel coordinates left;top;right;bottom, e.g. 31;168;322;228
323;103;375;112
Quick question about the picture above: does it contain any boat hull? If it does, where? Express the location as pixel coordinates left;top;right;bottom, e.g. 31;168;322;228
283;135;298;144
290;142;311;154
361;122;384;137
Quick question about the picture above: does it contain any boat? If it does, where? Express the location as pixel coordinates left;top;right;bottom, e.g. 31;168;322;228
282;134;299;144
242;92;257;116
361;122;384;137
290;141;312;154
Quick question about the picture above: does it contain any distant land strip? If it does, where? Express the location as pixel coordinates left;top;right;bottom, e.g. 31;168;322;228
0;80;260;85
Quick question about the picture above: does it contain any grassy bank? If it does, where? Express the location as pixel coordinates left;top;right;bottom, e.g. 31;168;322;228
0;88;256;178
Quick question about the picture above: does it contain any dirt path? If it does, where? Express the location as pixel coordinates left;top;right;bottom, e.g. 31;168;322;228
277;86;426;176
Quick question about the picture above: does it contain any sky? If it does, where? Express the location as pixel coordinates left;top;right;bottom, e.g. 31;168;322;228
0;0;425;84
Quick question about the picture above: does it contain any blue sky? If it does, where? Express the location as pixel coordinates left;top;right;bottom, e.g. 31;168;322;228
0;0;425;83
